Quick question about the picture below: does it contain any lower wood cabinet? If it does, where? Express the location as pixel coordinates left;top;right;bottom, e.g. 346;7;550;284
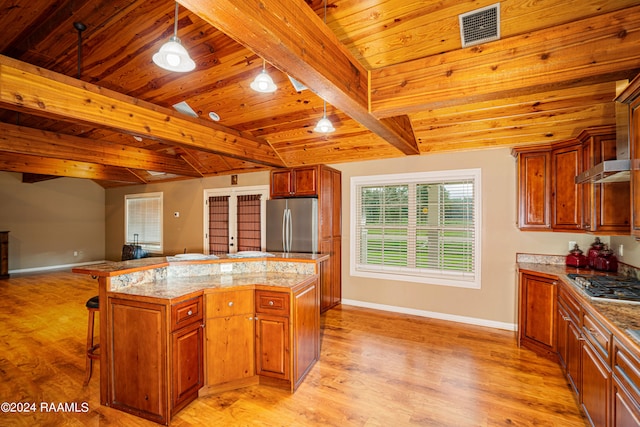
255;290;291;381
204;289;255;390
107;295;203;425
518;272;557;356
519;271;640;427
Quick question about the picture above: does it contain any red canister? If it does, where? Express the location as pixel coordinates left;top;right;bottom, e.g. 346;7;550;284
594;245;618;272
566;244;588;268
587;237;604;269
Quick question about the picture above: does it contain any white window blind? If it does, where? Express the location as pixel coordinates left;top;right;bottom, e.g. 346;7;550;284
351;169;481;289
125;192;163;252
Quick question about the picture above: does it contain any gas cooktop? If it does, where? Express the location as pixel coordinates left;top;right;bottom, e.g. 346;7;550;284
567;274;640;303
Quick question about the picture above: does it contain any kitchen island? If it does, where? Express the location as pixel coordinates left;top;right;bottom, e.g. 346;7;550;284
73;253;328;425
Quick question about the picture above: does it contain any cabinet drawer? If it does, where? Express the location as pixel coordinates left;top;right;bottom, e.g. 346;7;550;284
614;339;640;403
171;296;203;332
558;283;581;323
583;310;612;363
206;290;254;318
255;291;289;316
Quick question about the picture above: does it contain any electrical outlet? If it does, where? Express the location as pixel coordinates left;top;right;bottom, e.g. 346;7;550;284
619;244;624;257
73;251;78;257
220;263;233;273
569;241;576;251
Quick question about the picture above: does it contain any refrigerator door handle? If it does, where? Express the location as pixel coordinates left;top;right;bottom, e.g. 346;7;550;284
286;208;292;252
281;209;287;252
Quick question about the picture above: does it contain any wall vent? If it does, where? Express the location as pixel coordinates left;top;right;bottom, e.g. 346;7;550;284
459;3;500;48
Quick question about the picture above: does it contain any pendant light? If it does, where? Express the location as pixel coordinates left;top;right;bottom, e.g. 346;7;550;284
250;59;277;93
314;0;335;133
152;2;195;72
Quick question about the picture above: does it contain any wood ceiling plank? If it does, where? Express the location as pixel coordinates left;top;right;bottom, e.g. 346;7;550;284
0;122;203;177
0;55;286;168
370;5;640;117
178;0;420;155
0;152;145;182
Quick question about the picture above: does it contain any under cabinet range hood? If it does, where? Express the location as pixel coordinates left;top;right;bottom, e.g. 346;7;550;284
575;91;631;184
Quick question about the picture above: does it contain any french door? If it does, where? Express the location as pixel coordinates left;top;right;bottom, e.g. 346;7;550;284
203;186;269;255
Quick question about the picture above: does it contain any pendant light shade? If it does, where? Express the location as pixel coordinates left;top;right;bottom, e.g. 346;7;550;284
250;59;277;93
314;101;335;133
153;3;195;72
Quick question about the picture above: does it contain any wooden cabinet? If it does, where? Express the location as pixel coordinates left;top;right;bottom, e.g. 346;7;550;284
579;126;630;234
612;339;640;427
270;165;342;313
516;150;552;230
171;321;203;412
255;290;290;381
551;141;583;231
204;290;255;389
270;166;318;198
0;231;8;279
556;283;582;395
617;75;640;239
106;295;203;425
292;281;320;389
108;298;169;424
518;272;557;356
581;310;612;427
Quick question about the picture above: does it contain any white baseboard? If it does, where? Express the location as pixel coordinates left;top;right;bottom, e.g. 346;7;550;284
341;298;516;331
9;260;107;275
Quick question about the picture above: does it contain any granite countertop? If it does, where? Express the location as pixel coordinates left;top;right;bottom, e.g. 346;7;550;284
517;262;640;349
73;252;329;277
111;272;316;300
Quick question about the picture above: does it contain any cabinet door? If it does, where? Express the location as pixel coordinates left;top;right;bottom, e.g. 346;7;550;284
519;273;557;354
293;281;319;388
255;314;289;380
172;321;203;411
270;170;294;198
205;315;255;385
613;377;640;427
517;151;551;230
631;103;640;238
291;166;318;196
109;298;168;424
582;341;611;427
551;144;583;231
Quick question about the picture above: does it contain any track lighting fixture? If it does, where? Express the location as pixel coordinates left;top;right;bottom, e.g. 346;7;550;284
152;2;195;72
250;58;277;93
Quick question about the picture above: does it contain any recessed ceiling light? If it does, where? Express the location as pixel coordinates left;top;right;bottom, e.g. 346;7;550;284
209;112;220;121
133;136;143;142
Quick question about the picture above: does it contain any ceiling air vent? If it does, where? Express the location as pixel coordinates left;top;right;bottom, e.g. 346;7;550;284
459;3;500;48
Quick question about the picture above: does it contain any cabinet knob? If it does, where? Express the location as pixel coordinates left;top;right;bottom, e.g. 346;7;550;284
187;310;193;316
228;301;234;307
268;300;274;306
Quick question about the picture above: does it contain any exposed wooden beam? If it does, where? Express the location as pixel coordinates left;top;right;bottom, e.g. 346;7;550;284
178;0;419;156
0;122;203;177
0;55;286;168
0;152;146;182
370;5;640;118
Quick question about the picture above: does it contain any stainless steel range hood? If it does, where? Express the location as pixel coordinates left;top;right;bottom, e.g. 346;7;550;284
575;86;631;184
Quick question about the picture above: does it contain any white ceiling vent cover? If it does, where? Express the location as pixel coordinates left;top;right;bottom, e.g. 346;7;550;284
459;3;500;48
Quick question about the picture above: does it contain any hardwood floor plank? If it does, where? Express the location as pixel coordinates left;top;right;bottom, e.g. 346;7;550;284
0;271;587;426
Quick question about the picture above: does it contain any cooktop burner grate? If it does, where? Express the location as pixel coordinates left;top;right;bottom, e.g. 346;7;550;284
567;274;640;303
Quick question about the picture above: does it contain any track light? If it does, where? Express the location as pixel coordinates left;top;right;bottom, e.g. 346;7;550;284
250;59;277;93
152;2;195;72
314;100;335;133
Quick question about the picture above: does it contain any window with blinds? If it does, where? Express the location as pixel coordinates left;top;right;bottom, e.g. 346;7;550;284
125;192;163;252
351;169;481;289
208;195;230;255
236;194;262;252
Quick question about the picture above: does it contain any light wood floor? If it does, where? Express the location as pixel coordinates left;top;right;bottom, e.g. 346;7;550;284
0;270;587;426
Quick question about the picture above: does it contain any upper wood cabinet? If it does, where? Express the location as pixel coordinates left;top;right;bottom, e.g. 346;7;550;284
551;141;583;231
579;126;630;235
514;125;630;234
270;166;319;198
516;150;552;230
617;75;640;240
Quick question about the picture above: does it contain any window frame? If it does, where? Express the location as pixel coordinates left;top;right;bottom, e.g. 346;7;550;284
124;192;163;253
350;169;482;289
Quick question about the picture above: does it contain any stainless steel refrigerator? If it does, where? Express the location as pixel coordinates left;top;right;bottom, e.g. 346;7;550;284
266;198;318;253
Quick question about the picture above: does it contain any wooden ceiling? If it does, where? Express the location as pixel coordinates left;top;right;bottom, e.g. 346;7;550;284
1;0;640;187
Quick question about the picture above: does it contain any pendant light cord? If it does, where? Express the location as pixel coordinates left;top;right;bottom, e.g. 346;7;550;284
173;2;179;37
